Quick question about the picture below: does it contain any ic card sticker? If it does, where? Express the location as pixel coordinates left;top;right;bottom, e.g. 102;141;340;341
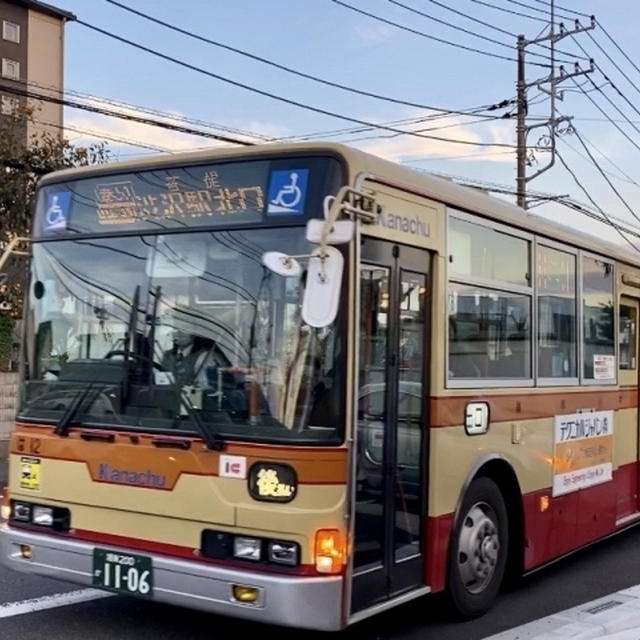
20;456;41;491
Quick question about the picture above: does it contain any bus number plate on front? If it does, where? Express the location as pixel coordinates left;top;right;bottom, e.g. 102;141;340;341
92;549;153;597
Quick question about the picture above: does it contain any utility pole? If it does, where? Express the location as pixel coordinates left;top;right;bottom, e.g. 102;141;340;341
516;36;527;209
515;0;595;209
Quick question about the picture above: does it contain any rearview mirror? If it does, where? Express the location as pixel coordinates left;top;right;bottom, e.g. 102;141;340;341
302;247;343;328
305;219;354;245
261;251;302;277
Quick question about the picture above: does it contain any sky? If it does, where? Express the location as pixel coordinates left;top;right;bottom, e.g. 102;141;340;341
42;0;640;247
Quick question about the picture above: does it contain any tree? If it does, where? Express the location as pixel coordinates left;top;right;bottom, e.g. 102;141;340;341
0;104;110;323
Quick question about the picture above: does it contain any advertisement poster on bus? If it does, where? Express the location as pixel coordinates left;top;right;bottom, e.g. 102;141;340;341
552;410;613;497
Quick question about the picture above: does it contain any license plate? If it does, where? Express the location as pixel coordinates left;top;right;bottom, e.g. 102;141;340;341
92;548;153;597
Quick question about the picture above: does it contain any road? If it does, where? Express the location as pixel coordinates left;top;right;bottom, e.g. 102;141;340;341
2;454;640;639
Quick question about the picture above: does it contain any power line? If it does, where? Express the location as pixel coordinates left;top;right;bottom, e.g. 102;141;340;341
422;0;588;61
468;0;548;23
275;99;514;142
424;166;640;247
559;135;639;189
555;148;640;253
504;0;576;22
330;0;550;66
569;31;640;127
579;70;640;137
526;0;591;19
596;20;640;77
28;79;270;141
0;82;254;146
107;0;508;116
567;76;640;155
584;30;640;99
403;149;514;162
388;0;563;63
336;114;507;144
570;125;640;228
74;18;519;149
36;118;175;153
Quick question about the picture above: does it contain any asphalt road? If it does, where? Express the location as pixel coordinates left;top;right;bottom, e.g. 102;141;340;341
3;455;640;639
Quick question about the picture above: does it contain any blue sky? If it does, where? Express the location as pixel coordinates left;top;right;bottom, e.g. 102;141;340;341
49;0;640;244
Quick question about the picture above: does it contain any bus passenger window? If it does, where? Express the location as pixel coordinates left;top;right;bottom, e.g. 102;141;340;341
582;257;614;380
448;284;531;380
537;245;577;379
447;213;532;385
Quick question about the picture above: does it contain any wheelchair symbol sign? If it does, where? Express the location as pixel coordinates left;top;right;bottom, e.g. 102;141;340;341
267;169;309;215
43;191;71;231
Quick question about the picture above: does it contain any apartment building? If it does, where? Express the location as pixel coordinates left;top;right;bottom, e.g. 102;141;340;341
0;0;74;143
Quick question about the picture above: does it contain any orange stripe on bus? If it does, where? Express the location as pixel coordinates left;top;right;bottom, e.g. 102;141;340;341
10;425;348;488
430;388;637;428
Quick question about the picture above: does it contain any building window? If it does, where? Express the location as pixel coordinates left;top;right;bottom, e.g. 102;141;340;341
0;95;18;115
582;256;614;380
2;21;20;43
537;244;577;379
1;58;20;80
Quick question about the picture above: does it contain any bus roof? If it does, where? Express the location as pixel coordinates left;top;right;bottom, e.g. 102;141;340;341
38;141;640;268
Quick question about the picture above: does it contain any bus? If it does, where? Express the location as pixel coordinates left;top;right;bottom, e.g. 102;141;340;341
0;141;637;630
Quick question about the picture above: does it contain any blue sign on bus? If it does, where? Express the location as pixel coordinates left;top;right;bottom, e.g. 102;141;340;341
43;191;71;232
267;169;309;215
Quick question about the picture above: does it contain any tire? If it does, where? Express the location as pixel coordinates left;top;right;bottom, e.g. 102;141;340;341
447;477;509;619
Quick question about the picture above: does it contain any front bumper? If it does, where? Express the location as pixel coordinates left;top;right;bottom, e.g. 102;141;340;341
0;524;343;631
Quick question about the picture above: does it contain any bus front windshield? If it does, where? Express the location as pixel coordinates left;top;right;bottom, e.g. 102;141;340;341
21;228;345;444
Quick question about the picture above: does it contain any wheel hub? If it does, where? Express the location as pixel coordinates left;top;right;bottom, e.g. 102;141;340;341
457;502;500;594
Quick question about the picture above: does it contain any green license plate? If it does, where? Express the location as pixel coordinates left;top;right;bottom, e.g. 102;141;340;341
92;548;153;597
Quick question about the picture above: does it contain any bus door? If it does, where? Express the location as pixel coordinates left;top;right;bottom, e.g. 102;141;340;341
351;237;430;613
619;295;640;519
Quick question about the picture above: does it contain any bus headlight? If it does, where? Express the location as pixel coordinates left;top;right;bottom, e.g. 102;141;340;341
11;502;31;522
233;537;262;561
268;540;299;566
32;506;54;527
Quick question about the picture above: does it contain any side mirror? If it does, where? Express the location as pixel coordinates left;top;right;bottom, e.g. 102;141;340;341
302;247;343;328
305;219;354;245
261;251;302;277
0;273;7;286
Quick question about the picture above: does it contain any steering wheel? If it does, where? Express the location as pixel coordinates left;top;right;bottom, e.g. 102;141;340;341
104;350;163;371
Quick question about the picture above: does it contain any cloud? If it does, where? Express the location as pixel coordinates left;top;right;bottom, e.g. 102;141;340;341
353;23;396;47
352;115;515;164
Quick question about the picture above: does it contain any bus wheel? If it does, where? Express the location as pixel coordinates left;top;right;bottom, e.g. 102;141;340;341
447;477;508;618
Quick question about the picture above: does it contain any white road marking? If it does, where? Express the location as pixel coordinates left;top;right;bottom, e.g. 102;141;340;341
0;588;114;619
487;584;640;639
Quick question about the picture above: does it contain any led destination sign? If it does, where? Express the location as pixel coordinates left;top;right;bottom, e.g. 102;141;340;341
35;156;344;237
95;171;265;226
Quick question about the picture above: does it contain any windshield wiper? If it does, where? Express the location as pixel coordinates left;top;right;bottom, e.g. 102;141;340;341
179;390;224;451
54;382;98;437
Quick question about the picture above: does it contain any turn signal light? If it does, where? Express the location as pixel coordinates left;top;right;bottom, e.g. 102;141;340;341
19;544;32;559
314;529;344;574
